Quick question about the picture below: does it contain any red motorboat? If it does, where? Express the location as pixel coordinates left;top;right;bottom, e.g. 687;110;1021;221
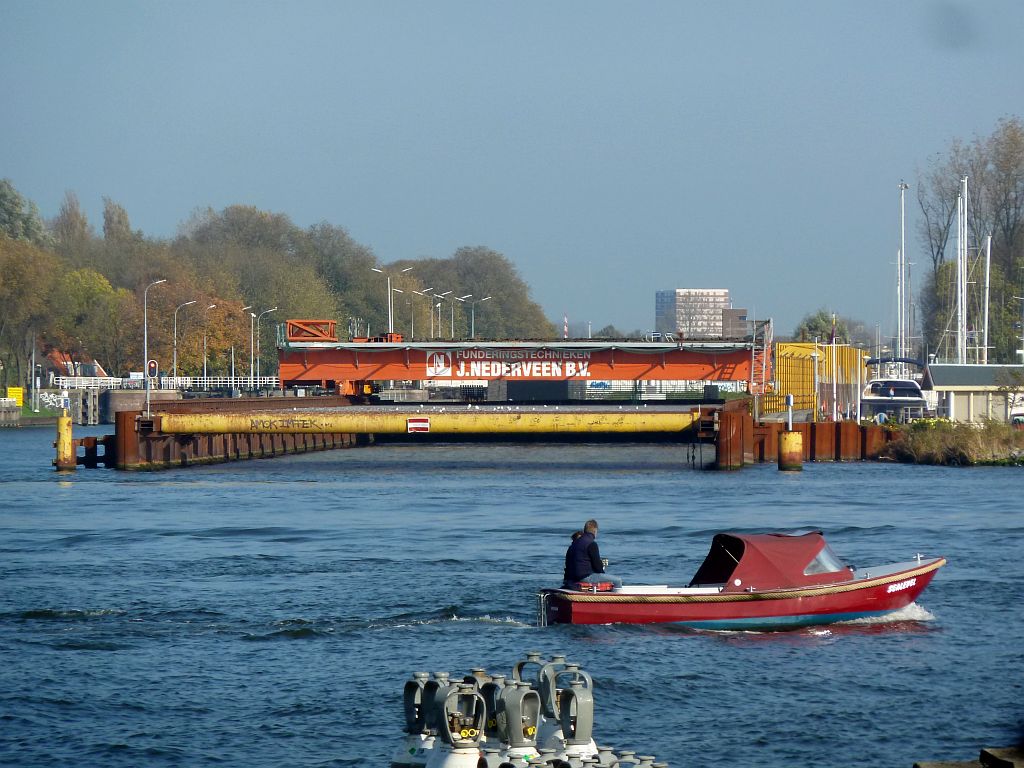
538;531;945;630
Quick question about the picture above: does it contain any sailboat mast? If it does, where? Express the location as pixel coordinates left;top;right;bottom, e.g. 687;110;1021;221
956;177;968;365
982;234;991;365
898;181;908;377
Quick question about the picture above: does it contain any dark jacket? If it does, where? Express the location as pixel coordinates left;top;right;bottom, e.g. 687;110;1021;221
563;532;604;584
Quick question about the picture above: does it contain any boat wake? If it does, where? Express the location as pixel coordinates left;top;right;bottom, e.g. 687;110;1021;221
804;603;938;638
840;602;936;625
369;612;533;630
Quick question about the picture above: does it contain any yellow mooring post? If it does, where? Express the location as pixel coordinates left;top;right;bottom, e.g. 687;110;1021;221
778;393;802;471
778;430;803;471
55;412;76;471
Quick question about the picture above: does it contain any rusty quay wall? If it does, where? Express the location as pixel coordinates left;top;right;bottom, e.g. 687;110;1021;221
65;396;364;471
714;413;895;469
114;409;365;470
64;397;895;472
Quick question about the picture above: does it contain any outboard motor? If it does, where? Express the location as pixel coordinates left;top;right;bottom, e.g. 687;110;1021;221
498;680;542;767
558;681;598;762
425;683;487;768
392;672;431;768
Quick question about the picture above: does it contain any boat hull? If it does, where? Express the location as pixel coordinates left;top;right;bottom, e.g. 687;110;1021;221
540;558;945;630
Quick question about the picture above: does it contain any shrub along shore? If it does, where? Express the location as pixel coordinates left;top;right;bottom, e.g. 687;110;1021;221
881;419;1024;466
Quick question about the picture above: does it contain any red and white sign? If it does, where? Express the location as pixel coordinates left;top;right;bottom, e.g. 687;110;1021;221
406;417;430;433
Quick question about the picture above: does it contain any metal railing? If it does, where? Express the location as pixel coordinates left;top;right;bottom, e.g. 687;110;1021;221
53;376;280;391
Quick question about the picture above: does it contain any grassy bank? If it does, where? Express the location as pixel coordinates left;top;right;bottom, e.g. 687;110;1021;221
881;419;1024;466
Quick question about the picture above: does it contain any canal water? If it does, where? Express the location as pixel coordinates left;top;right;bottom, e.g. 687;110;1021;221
0;426;1020;767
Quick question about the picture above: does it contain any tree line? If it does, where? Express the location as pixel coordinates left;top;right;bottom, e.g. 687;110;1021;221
0;183;555;389
916;116;1024;363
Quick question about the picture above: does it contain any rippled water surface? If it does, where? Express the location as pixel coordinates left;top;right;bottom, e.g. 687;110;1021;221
1;426;1021;766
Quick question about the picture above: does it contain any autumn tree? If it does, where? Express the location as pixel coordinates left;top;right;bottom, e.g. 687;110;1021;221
0;237;59;388
50;191;95;267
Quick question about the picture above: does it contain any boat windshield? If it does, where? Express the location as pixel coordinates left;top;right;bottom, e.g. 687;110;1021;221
803;544;847;576
865;380;923;399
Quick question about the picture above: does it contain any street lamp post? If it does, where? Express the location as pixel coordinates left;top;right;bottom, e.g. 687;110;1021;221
173;300;196;378
371;266;414;334
432;292;452;339
203;304;217;383
450;294;472;339
256;307;277;382
249;312;256;388
469;296;492;339
391;287;405;335
1014;297;1024;361
143;278;167;415
236;306;252;386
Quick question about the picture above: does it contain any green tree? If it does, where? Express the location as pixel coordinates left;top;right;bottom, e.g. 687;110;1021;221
102;197;135;243
50;191;95;267
594;324;623;338
793;309;850;344
409;246;556;339
916;117;1024;362
0;179;50;246
306;221;380;332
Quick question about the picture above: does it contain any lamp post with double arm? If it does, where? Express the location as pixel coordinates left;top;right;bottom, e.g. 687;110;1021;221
469;296;492;339
450;294;472;339
371;266;414;334
173;300;196;378
202;304;217;382
143;278;166;415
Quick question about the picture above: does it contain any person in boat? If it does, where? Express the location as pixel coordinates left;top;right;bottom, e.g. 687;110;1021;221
562;519;621;589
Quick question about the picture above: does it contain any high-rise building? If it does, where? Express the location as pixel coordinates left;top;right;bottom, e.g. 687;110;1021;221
655;288;733;339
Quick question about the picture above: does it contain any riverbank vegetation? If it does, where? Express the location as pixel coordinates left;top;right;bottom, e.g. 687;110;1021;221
1;181;557;389
882;419;1024;466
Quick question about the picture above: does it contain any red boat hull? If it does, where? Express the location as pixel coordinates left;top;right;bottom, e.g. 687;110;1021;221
541;558;945;630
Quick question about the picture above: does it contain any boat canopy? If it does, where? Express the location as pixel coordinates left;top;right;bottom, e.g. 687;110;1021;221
862;378;924;399
688;532;853;593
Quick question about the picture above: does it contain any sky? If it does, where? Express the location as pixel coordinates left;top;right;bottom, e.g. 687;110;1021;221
2;1;1021;337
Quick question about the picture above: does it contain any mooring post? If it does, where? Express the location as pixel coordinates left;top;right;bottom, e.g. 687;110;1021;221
778;394;803;471
54;412;76;471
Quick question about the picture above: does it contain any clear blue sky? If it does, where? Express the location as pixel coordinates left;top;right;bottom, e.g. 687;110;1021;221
2;1;1020;337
